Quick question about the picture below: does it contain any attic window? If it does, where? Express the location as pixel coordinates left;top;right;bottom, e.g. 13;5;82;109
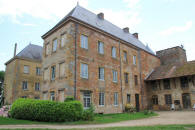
97;13;104;20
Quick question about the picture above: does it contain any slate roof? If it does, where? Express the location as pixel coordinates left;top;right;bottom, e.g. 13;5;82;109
146;61;195;81
42;5;155;55
5;44;42;65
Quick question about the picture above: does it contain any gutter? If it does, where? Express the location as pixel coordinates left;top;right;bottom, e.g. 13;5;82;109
119;41;124;111
74;23;78;99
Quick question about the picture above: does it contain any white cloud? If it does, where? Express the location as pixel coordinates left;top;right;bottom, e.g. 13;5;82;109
160;21;192;36
123;0;140;8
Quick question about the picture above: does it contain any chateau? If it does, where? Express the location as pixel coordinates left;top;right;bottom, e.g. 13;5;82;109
3;5;195;113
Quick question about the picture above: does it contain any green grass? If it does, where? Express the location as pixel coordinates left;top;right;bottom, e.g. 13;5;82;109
0;112;157;125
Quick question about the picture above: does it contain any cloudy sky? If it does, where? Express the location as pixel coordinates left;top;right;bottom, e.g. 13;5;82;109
0;0;194;70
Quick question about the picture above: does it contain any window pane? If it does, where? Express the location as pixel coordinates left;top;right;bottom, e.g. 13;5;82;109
112;47;116;58
53;39;57;52
81;63;88;79
51;66;56;80
36;67;41;75
99;67;104;80
81;35;88;49
124;51;127;62
113;70;117;82
24;66;29;74
133;56;136;65
114;92;118;105
99;92;105;106
98;41;104;54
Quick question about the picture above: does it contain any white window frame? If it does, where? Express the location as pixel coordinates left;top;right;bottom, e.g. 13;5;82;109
112;47;116;58
98;41;104;54
80;63;88;79
22;81;28;90
35;82;40;91
24;65;29;74
114;92;118;106
81;35;88;49
99;67;104;80
99;92;105;106
52;39;57;52
133;55;136;65
83;92;91;109
112;70;118;83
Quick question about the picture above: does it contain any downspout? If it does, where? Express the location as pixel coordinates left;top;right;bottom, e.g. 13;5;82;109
119;41;124;111
138;50;144;109
74;23;78;99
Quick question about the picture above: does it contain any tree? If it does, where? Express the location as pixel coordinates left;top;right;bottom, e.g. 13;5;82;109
0;71;5;105
0;71;5;82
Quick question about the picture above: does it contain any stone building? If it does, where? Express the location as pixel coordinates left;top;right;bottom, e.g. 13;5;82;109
146;46;195;110
41;5;160;113
4;44;42;104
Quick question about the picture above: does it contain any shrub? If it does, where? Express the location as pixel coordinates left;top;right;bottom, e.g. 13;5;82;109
64;96;75;102
9;98;83;122
125;104;136;113
82;105;95;121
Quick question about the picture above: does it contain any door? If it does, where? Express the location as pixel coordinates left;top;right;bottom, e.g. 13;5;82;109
135;94;140;112
182;93;191;109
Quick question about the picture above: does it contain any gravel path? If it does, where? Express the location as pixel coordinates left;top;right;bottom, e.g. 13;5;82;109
0;111;195;129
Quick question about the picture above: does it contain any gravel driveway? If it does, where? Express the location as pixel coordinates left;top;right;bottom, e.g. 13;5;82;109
0;111;195;129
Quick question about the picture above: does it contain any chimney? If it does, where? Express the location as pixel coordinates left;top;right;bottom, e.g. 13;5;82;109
133;33;138;39
14;43;17;57
123;27;129;33
97;13;104;20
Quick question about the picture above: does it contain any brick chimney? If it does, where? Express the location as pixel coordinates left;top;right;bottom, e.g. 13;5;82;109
123;27;129;33
14;43;17;57
133;33;138;39
97;13;104;20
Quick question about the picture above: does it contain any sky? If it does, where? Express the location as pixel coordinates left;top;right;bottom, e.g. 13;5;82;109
0;0;195;70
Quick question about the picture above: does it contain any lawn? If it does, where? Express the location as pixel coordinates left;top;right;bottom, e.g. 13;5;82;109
0;112;157;125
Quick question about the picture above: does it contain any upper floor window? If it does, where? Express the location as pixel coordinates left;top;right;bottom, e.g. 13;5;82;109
22;81;28;90
180;77;189;89
98;41;104;54
163;79;170;89
61;33;67;47
51;66;56;81
114;92;118;106
81;35;88;49
99;67;104;80
52;39;57;52
152;95;158;105
133;55;136;65
151;81;158;91
123;51;127;62
99;92;105;106
124;73;129;84
165;94;172;105
35;82;40;91
134;75;138;86
36;67;41;76
59;62;65;78
112;70;118;83
81;63;88;79
24;65;29;74
112;47;116;58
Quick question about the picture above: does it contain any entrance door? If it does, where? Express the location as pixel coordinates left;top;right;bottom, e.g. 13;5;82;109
135;94;140;112
182;93;191;109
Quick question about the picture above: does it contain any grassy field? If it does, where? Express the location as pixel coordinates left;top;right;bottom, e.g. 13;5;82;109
0;112;157;125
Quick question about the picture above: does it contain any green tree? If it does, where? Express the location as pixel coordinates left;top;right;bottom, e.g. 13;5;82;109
0;71;5;82
0;71;5;106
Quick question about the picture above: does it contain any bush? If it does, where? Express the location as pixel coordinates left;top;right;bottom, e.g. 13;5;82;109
125;104;136;113
82;105;95;121
64;96;75;102
9;98;83;122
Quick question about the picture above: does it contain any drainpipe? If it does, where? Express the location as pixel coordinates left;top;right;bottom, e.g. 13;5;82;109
74;23;78;99
119;41;124;111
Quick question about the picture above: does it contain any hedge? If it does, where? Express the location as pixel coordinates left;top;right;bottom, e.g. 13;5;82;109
9;98;83;122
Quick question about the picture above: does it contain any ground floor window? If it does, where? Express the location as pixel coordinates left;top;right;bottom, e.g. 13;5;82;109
99;92;105;106
114;92;118;106
83;91;91;109
127;94;131;103
50;92;55;101
21;96;27;98
152;95;158;105
165;94;172;105
34;96;40;99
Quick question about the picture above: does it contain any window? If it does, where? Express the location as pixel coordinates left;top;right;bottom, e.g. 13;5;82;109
51;66;56;81
35;82;40;91
81;35;88;49
24;65;29;74
180;77;189;89
134;75;138;86
124;73;128;84
45;43;49;56
111;47;116;58
152;95;158;105
52;39;57;52
80;63;88;79
99;92;105;106
98;41;104;54
133;55;136;65
99;67;104;80
123;51;127;62
34;97;40;100
112;70;118;83
151;81;158;91
163;79;170;89
22;81;28;90
127;94;131;103
61;34;67;47
83;91;91;109
50;92;55;101
165;94;172;105
36;67;41;76
21;96;27;98
59;62;65;78
114;92;118;106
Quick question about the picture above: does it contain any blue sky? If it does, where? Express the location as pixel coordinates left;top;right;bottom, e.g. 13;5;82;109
0;0;194;70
